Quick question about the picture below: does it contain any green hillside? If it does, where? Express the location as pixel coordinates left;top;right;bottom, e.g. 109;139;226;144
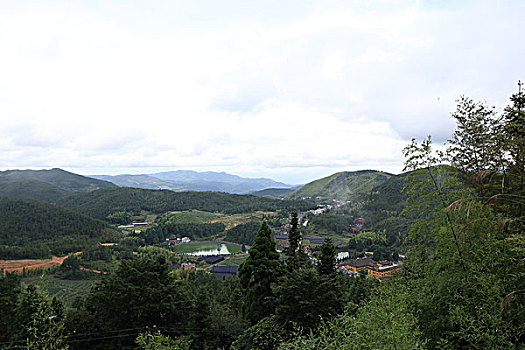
289;170;392;201
251;187;296;198
0;179;70;202
58;187;316;221
0;198;114;259
0;168;116;203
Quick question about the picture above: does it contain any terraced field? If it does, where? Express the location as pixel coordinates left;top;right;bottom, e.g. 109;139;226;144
161;210;269;229
22;275;101;307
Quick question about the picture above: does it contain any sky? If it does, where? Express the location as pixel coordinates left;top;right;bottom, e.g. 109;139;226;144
0;0;523;184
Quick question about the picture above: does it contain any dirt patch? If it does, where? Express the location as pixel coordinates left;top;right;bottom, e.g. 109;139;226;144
0;252;82;274
80;266;107;274
210;216;255;230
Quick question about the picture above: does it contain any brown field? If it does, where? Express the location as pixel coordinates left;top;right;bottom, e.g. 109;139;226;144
0;252;81;274
210;216;254;229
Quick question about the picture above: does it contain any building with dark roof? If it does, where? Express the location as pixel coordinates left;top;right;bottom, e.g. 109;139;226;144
274;235;289;240
197;256;225;265
306;238;325;245
211;265;239;279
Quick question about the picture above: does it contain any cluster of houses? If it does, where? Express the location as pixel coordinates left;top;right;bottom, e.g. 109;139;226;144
338;257;402;281
166;236;191;245
167;213;401;282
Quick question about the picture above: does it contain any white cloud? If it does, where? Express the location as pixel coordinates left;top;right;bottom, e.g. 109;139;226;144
0;0;523;183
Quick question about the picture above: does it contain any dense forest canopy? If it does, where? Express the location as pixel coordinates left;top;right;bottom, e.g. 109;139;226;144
57;187;315;221
0;198;112;259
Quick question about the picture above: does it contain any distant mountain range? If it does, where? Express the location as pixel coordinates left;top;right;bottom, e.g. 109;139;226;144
0;167;406;204
89;170;294;194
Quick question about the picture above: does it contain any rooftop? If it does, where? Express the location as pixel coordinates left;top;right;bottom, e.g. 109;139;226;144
211;266;239;274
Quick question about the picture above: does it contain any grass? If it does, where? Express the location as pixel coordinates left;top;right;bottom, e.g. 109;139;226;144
170;241;241;254
218;255;247;266
161;210;273;230
163;210;223;224
22;274;101;307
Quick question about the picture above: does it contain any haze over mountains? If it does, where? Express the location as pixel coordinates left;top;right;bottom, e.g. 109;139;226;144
0;167;410;202
90;170;294;194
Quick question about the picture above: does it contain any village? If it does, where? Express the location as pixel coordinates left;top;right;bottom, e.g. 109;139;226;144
152;211;403;282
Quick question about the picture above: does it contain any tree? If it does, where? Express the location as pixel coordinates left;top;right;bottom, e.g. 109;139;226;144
274;268;346;330
503;81;525;167
0;273;20;343
86;256;190;347
16;283;69;350
238;221;282;323
57;254;81;279
502;82;525;218
402;135;523;348
317;238;336;275
284;212;309;272
231;315;287;350
447;96;503;173
135;331;191;350
279;283;422;350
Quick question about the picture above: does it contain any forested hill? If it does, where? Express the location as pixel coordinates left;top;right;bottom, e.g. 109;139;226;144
0;168;116;202
57;187;316;221
250;187;296;198
0;179;71;203
360;171;411;214
289;170;392;201
0;197;112;259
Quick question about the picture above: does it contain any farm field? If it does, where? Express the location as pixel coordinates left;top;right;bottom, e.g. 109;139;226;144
161;210;270;229
22;275;101;307
217;255;247;267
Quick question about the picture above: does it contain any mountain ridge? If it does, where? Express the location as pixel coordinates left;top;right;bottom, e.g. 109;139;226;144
289;170;393;201
0;168;116;202
89;170;294;194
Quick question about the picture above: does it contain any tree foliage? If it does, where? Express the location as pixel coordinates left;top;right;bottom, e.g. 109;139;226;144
401;119;525;347
284;212;309;271
238;221;282;324
274;268;346;331
0;198;111;259
58;187;315;221
279;283;422;350
317;238;337;276
224;221;262;245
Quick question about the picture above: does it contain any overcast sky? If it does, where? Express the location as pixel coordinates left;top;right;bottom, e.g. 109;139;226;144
1;0;523;184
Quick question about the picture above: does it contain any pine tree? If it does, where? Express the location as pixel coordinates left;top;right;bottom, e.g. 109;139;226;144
317;238;337;276
238;221;282;323
284;212;309;272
